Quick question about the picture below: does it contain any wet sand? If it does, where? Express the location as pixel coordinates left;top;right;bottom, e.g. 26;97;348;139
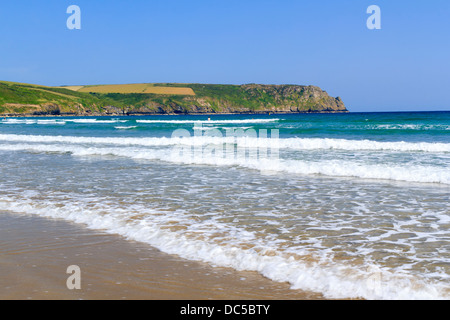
0;211;324;300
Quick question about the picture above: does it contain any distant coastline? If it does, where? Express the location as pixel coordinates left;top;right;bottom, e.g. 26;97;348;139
0;81;348;116
0;110;349;118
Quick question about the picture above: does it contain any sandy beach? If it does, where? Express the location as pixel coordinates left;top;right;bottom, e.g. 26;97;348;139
0;211;323;300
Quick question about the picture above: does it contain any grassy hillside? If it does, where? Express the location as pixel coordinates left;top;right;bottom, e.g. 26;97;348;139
0;81;348;116
0;81;118;115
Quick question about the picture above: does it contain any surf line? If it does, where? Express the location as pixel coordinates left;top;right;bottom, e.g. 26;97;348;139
171;122;280;163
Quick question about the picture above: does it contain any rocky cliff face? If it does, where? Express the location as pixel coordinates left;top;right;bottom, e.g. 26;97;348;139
240;84;347;113
127;84;348;115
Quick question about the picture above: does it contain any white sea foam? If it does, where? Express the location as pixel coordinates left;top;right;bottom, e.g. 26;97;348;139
276;138;450;153
136;119;281;124
0;134;449;153
373;124;450;131
0;143;449;184
36;120;66;125
65;119;128;124
1;119;46;125
0;194;447;300
115;126;137;130
1;118;66;125
1;118;126;125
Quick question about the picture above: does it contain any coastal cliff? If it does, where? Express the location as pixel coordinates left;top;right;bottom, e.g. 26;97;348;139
0;81;348;116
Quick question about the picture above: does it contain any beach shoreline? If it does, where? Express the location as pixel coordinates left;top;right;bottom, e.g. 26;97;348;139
0;211;324;300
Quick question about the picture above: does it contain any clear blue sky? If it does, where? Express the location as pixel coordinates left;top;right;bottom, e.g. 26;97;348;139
1;0;449;112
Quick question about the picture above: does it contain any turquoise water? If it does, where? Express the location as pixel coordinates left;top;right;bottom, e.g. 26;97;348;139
1;112;449;142
0;111;449;299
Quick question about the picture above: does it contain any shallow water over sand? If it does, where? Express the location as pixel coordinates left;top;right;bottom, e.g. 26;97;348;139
0;212;321;300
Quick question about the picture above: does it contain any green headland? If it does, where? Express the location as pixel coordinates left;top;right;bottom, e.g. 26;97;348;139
0;80;348;116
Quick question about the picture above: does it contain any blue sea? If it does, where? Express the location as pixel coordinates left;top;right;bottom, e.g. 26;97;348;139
0;111;449;299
